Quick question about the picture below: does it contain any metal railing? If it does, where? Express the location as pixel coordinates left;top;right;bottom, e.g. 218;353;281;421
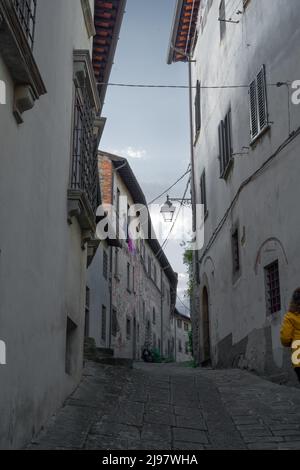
13;0;37;50
70;83;99;216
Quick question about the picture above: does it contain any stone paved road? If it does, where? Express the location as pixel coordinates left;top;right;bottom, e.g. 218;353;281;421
29;362;300;450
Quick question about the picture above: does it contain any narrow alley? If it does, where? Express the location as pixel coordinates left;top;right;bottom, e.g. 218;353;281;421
29;363;300;451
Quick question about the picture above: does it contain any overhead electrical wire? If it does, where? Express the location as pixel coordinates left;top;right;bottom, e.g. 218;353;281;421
97;81;290;90
148;165;191;205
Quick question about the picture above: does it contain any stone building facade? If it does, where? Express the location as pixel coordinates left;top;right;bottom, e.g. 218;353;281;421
174;309;192;363
87;152;178;360
168;0;300;383
0;0;125;449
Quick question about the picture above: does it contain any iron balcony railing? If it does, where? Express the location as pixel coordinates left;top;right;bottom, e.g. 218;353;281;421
13;0;37;50
70;82;99;216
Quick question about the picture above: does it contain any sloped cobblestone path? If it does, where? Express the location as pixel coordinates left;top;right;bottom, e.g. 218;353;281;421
29;362;300;450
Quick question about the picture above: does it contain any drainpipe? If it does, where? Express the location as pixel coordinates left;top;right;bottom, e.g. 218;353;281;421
160;267;163;357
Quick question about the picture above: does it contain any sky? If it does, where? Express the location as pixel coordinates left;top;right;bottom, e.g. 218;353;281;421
100;0;191;315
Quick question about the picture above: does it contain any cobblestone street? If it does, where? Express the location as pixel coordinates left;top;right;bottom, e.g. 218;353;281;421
29;362;300;450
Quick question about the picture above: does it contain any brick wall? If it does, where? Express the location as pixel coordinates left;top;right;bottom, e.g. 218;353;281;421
99;155;113;205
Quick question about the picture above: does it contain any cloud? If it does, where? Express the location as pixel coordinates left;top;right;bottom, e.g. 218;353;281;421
105;146;147;160
124;146;147;160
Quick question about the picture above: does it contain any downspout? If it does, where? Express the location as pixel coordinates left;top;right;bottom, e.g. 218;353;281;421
160;267;163;357
108;161;114;349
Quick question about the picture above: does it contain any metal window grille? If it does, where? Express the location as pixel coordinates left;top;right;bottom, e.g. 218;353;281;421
265;261;281;315
13;0;37;50
71;81;98;214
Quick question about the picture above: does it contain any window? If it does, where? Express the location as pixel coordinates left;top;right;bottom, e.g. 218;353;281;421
103;250;108;280
178;339;182;353
195;81;201;135
148;256;152;277
153;264;157;285
177;319;182;329
231;227;241;278
265;261;281;315
114;248;119;278
219;0;226;40
70;52;99;216
132;266;135;293
65;317;78;375
200;170;207;216
249;65;268;142
127;263;131;291
112;308;118;337
85;286;90;337
126;317;131;339
101;306;106;341
153;307;156;325
218;108;233;178
13;0;37;50
184;322;189;332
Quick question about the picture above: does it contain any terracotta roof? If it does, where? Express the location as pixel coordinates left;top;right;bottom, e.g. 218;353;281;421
93;0;126;108
167;0;201;64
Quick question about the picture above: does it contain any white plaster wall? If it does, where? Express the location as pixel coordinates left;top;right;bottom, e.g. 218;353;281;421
192;0;300;372
0;0;95;449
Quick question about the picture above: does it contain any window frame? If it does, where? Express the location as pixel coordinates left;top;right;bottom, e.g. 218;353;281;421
264;260;281;316
249;65;269;143
218;108;233;179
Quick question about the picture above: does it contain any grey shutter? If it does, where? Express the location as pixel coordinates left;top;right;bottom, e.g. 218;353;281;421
224;109;232;167
257;65;267;131
249;79;258;139
218;121;225;175
195;81;201;133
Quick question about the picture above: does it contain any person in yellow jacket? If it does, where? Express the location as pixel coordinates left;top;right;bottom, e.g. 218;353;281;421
280;288;300;382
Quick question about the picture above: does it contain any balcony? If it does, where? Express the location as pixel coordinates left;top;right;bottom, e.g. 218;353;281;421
68;51;102;245
0;0;46;122
13;0;37;50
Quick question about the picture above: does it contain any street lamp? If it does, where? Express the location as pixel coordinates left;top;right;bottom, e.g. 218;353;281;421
160;196;176;223
160;195;192;223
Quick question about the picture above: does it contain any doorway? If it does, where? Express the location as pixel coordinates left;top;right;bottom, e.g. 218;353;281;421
202;287;211;364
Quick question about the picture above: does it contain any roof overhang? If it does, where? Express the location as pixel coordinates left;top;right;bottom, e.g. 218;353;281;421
167;0;201;64
93;0;127;110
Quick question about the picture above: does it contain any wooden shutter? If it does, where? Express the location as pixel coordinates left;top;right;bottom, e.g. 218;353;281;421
218;121;225;175
195;81;201;134
200;170;207;214
224;109;232;167
249;65;268;141
257;65;267;130
249;79;258;139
